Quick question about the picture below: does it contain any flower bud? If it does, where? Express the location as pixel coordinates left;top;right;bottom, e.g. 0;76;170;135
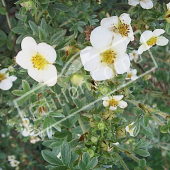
91;136;98;143
21;1;34;10
165;10;170;23
144;74;151;80
8;66;14;72
101;140;109;151
71;74;84;86
98;122;105;130
87;149;95;157
99;86;109;95
116;127;126;138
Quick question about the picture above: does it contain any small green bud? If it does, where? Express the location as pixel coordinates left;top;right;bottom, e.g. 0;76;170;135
91;136;98;143
71;74;84;86
144;74;151;80
101;140;109;151
21;1;35;10
99;86;109;95
8;66;14;72
98;122;105;130
87;149;94;157
116;127;126;138
165;10;170;23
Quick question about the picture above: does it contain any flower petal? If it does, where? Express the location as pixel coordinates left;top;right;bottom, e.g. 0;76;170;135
112;95;123;101
167;2;170;11
8;76;17;82
80;46;100;71
138;44;149;54
0;68;7;73
37;43;57;63
28;67;43;83
153;29;165;37
42;64;57;86
114;53;130;74
156;36;169;46
120;13;131;25
109;106;117;110
118;100;128;108
128;0;139;6
0;79;13;90
140;30;153;43
16;51;32;69
102;97;109;100
90;26;113;50
91;63;114;81
103;101;109;107
140;0;153;9
101;16;119;29
21;37;38;56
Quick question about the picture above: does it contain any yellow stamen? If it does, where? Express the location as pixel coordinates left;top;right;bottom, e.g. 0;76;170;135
127;73;132;79
31;53;49;70
0;73;6;82
101;50;116;65
109;98;118;107
118;22;130;37
146;37;157;46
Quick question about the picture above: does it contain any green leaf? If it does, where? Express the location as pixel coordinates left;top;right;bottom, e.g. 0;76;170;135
0;7;6;15
134;149;150;157
29;20;39;36
42;150;63;165
50;30;67;45
54;3;69;11
82;153;90;165
40;18;48;33
139;159;146;168
61;141;71;166
87;157;98;169
12;90;25;96
49;112;65;118
39;27;47;41
50;166;67;170
160;125;169;133
12;26;26;34
54;129;71;138
22;80;31;92
43;117;52;139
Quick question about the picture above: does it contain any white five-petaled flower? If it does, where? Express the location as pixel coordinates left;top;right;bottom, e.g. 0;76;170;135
125;122;135;137
80;27;130;81
126;69;138;80
101;13;134;44
22;118;30;127
128;0;153;9
138;29;169;54
102;95;128;110
129;50;139;62
10;160;20;167
167;2;170;11
8;155;15;162
0;68;17;90
16;37;57;86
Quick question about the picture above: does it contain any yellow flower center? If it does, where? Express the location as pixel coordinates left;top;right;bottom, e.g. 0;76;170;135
109;98;118;107
146;37;157;46
118;22;130;37
127;73;132;79
31;53;49;70
101;50;117;65
0;73;6;82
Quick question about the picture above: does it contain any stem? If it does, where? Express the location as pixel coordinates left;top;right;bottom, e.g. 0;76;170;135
152;115;165;126
1;0;18;53
113;144;152;170
78;117;86;134
113;153;129;170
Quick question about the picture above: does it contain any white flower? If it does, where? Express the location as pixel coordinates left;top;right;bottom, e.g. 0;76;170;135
1;134;5;138
10;160;20;167
167;2;170;11
138;29;169;54
128;0;153;9
80;27;130;81
126;122;135;137
102;95;128;110
30;136;40;144
126;69;138;80
16;37;57;86
101;13;134;44
0;168;2;170
0;68;17;90
8;155;15;162
129;50;139;62
22;128;30;137
15;167;19;170
22;118;30;127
